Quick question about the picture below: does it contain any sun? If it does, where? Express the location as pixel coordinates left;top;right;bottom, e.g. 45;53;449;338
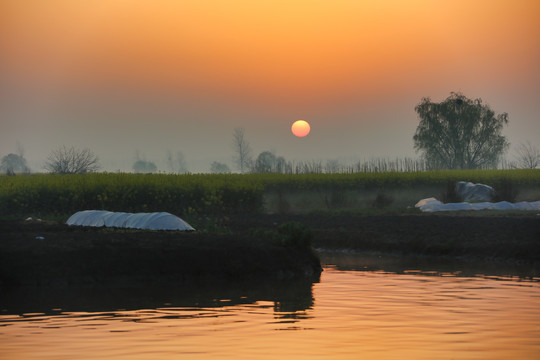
291;120;310;137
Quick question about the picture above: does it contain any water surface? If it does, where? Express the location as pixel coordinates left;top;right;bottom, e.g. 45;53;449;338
1;256;539;359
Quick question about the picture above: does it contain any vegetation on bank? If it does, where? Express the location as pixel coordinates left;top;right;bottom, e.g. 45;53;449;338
0;169;539;218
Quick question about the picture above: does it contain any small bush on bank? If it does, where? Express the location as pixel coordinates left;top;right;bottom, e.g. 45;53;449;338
278;222;313;248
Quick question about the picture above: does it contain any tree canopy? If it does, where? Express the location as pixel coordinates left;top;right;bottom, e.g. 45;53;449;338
0;153;30;175
133;160;157;173
413;92;509;169
210;161;231;173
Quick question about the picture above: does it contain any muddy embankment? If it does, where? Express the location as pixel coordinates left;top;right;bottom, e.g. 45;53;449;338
0;219;321;288
1;212;539;287
228;213;540;265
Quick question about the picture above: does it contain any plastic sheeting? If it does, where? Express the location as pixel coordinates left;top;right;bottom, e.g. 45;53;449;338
415;198;540;213
456;181;494;202
66;210;195;231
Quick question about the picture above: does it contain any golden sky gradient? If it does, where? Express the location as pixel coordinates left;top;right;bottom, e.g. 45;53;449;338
1;0;539;171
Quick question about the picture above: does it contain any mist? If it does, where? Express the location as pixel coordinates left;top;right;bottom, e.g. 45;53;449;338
1;0;539;173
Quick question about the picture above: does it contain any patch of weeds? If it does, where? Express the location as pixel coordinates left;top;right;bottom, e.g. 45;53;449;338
250;228;280;242
371;193;394;208
183;215;230;233
493;178;519;202
277;222;313;248
277;193;291;214
329;189;348;207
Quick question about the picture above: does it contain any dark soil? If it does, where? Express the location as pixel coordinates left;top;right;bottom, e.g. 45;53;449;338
226;213;540;263
0;219;321;288
1;213;539;288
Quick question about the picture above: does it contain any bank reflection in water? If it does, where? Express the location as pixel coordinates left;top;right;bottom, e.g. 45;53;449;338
320;251;539;281
1;257;539;360
0;274;319;321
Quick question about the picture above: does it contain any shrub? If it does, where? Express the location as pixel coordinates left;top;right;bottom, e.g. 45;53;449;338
278;222;313;248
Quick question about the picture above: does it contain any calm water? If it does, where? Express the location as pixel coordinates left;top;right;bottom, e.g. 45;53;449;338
1;254;539;360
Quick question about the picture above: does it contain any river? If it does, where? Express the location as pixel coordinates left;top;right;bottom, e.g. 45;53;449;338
1;253;539;359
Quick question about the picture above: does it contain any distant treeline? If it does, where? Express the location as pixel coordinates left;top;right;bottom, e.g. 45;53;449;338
254;156;519;175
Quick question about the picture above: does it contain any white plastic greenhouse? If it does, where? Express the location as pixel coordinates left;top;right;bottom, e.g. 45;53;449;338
66;210;195;231
415;198;540;213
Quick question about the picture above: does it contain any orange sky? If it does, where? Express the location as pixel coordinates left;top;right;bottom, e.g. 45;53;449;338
1;0;539;171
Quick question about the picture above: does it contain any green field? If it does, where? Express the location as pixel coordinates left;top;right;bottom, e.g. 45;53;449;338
1;169;539;219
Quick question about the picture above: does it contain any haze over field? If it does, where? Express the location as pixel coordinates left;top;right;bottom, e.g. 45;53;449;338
1;0;539;172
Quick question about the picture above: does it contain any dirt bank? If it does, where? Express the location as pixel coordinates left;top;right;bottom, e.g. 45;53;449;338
227;213;540;264
1;213;539;288
0;220;321;288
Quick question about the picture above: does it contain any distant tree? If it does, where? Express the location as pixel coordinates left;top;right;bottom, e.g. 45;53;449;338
166;150;188;173
513;141;540;169
0;153;30;175
413;92;509;169
232;128;253;173
275;156;289;174
253;151;277;173
210;161;231;174
133;160;157;173
45;146;100;174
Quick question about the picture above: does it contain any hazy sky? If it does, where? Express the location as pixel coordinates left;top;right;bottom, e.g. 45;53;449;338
1;0;539;172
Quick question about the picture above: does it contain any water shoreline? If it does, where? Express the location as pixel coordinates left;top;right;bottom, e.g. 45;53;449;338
0;219;322;288
1;213;539;287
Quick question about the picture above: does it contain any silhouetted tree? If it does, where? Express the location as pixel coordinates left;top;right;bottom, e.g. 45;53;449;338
413;92;509;169
45;146;100;174
275;156;290;173
0;153;30;174
210;161;231;173
232;128;253;173
133;160;157;173
253;151;277;173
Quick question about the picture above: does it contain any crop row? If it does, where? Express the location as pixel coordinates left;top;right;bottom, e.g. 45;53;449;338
0;173;264;217
0;169;538;217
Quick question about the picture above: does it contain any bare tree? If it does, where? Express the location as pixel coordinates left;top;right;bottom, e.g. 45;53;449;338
45;145;100;174
513;141;540;169
232;128;252;173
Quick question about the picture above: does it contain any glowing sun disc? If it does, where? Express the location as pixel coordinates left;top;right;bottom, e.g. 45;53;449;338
291;120;310;137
